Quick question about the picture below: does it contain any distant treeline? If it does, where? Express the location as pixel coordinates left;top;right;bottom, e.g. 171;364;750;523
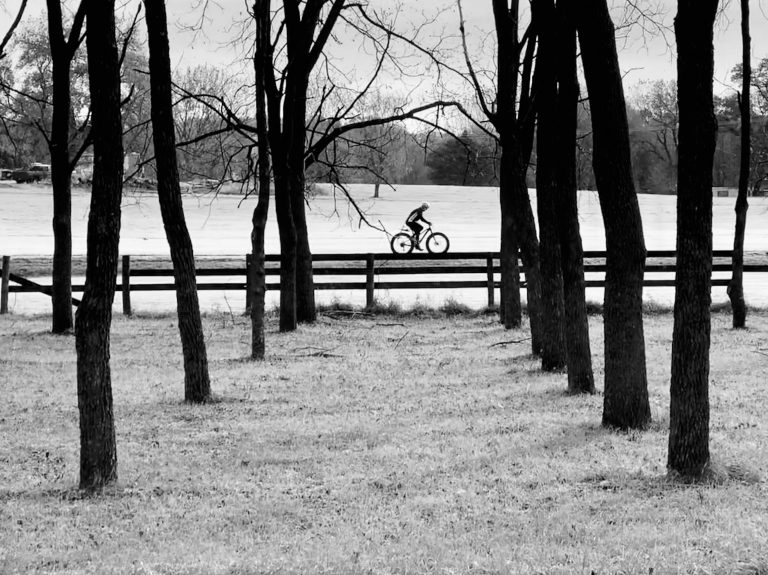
2;42;767;194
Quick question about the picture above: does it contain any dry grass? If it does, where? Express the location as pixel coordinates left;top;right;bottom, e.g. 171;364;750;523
1;309;767;574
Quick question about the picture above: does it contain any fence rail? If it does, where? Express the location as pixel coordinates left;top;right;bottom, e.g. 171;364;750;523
2;251;767;315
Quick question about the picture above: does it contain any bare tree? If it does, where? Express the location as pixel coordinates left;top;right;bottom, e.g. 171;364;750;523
727;0;750;328
76;0;123;490
144;0;211;402
532;0;567;371
555;0;594;394
2;5;144;334
46;0;86;334
172;64;254;183
630;79;679;193
531;0;594;386
452;0;544;352
250;0;271;360
576;0;651;429
257;0;460;331
264;0;351;329
668;0;720;480
177;2;462;341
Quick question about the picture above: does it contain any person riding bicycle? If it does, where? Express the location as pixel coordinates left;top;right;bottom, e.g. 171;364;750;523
405;202;432;250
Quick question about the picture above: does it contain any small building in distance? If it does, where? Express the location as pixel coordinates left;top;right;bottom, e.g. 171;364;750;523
74;152;143;184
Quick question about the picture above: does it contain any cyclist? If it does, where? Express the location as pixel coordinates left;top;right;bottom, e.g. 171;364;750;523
405;202;432;250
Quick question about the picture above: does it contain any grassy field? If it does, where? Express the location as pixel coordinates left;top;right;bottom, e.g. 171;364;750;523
1;308;767;574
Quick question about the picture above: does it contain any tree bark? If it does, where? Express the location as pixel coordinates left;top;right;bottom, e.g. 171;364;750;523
499;182;540;343
668;0;719;479
556;0;594;394
728;0;750;328
533;0;567;371
284;73;316;325
510;175;544;355
49;53;74;334
274;170;297;332
250;0;271;359
493;0;543;352
290;170;316;324
499;184;522;328
262;10;297;333
76;0;122;490
46;0;83;334
577;0;650;428
144;0;211;403
494;0;522;330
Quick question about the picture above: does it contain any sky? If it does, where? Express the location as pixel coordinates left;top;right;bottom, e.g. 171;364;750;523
3;0;768;95
161;0;768;91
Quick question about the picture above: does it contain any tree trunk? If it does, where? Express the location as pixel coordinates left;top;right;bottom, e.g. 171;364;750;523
49;63;73;334
274;170;297;332
499;150;522;328
499;221;522;327
577;0;650;428
285;77;316;325
76;0;122;490
264;47;296;333
290;171;316;324
493;0;540;346
497;134;543;352
556;0;594;394
728;0;750;329
46;0;75;334
144;0;211;403
250;0;271;360
533;0;567;371
250;203;269;356
668;0;719;479
511;172;544;355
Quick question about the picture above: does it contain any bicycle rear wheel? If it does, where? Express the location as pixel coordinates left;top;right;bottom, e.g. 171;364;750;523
391;232;415;254
426;232;449;254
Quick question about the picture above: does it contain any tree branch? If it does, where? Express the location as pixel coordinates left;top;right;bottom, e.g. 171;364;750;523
306;100;465;167
457;0;495;123
0;0;28;60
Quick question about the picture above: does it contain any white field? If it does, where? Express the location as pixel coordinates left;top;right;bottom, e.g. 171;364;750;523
2;181;768;313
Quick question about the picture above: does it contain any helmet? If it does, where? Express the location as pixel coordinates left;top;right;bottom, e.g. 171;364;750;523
421;202;430;210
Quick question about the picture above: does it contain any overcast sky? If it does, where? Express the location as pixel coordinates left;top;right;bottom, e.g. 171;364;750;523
5;0;768;95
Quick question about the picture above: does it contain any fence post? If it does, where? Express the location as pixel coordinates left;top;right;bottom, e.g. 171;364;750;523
122;255;131;316
1;256;10;314
486;254;494;307
366;253;375;308
245;253;252;315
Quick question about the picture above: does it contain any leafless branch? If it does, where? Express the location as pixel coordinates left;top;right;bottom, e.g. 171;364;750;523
457;0;495;123
490;337;531;348
0;0;27;60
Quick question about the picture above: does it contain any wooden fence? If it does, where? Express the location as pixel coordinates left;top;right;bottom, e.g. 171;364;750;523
2;251;767;315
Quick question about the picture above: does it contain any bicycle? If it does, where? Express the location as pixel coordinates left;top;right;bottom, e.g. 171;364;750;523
390;225;450;254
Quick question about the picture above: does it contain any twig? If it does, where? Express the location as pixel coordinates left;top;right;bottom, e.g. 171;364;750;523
323;310;374;319
377;322;406;327
293;346;342;359
222;294;238;326
490;337;532;348
393;330;409;349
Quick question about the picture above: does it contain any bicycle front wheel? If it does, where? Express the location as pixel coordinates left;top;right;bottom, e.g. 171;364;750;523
391;232;415;254
426;232;450;254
